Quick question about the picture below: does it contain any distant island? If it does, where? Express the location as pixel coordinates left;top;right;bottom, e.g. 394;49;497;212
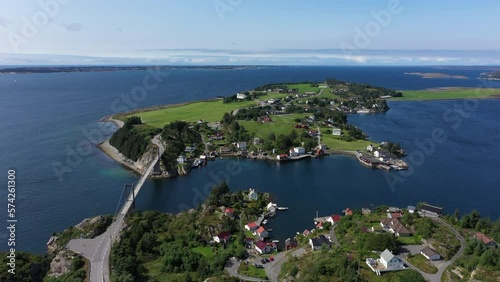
479;71;500;80
404;72;468;79
0;65;275;74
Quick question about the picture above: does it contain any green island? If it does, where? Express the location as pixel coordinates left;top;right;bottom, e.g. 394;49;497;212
396;87;500;101
5;183;500;282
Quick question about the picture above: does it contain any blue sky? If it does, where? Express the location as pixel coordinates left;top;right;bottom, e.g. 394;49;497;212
1;0;500;65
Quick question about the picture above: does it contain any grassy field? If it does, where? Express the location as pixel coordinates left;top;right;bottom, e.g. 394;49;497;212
238;263;268;279
191;246;214;258
407;254;438;274
397;236;418;245
128;99;257;128
395;88;500;101
285;83;322;94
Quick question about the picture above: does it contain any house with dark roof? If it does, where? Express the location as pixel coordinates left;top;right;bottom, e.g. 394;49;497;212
254;241;271;254
309;236;332;251
421;247;441;261
285;238;298;250
475;232;498;247
380;218;412;237
420;203;443;215
327;214;342;225
213;231;231;243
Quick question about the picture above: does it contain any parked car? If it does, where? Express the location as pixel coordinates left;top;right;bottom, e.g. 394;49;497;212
255;264;264;269
269;257;274;261
260;258;267;264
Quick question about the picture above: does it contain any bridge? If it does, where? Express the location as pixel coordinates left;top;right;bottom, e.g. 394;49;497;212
67;134;164;282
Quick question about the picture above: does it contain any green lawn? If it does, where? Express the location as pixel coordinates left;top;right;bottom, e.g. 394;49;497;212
397;236;418;245
407;254;438;274
285;83;321;94
395;88;500;101
128;99;258;128
191;246;214;258
322;135;377;151
238;263;268;280
143;258;198;281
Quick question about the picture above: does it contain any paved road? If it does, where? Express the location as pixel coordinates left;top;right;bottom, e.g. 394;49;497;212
265;248;306;282
225;258;269;282
398;216;466;282
68;135;164;282
329;225;340;247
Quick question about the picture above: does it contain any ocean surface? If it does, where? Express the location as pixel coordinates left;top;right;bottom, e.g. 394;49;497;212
1;66;500;254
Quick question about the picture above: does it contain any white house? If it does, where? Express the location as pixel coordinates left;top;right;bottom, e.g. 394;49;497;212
236;93;247;99
367;144;374;152
407;206;416;214
331;128;341;136
267;99;276;104
213;232;231;243
309;237;332;251
253;137;261;145
236;142;247;150
254;241;270;254
176;155;187;164
380;249;405;269
185;147;195;153
421;247;441;261
248;188;258;200
326;214;342;225
293;147;306;155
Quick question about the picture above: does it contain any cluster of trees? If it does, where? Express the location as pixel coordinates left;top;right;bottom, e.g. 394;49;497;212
381;141;404;156
221;113;251;143
110;183;250;281
160;121;202;169
456;209;500;240
456;239;500;273
109;116;149;161
326;78;403;98
233;107;271;121
341;124;366;141
0;252;50;282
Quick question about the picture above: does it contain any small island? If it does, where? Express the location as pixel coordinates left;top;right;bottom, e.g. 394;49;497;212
479;71;500;80
100;79;408;178
404;72;468;79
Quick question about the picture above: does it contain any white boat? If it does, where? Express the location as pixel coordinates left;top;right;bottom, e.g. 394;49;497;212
262;220;268;224
277;207;289;211
272;240;279;243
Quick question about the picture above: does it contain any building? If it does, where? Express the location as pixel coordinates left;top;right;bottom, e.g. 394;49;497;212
374;150;396;162
366;249;406;275
276;154;288;161
309;236;332;251
420;203;443;215
327;214;342;225
380;218;412;237
293;147;306;155
254;226;268;240
236;142;247;150
387;212;402;219
407;206;416;214
224;207;234;217
220;146;232;154
253;137;261;145
302;229;310;236
184;146;195;153
387;207;401;213
421;247;441;261
362;208;372;215
247;188;258;200
285;238;298;250
331;128;341;136
255;241;271;254
344;208;353;216
367;144;374;152
474;232;498;247
236;93;247;99
176;155;187;164
244;222;258;231
213;232;231;243
380;249;405;269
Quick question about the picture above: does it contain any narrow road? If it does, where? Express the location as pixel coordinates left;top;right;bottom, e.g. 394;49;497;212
398;216;466;282
225;258;269;282
265;248;306;282
68;134;164;282
329;225;340;247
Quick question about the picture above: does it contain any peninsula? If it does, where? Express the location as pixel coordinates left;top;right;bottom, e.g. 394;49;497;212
404;72;468;79
101;79;409;178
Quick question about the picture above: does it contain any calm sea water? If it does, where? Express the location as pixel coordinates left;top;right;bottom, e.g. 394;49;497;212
1;66;499;254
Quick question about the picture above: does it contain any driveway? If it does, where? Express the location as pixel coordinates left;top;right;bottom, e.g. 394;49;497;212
225;257;269;282
265;248;306;282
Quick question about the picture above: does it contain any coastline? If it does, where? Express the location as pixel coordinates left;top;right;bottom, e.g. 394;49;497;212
96;140;143;175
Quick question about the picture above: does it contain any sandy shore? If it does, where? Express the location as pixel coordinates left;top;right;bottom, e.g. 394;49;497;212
97;141;142;175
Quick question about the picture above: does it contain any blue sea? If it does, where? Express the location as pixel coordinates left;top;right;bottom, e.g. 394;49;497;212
1;66;500;254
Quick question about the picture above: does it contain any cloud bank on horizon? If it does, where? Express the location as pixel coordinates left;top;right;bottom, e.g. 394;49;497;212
0;0;499;65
